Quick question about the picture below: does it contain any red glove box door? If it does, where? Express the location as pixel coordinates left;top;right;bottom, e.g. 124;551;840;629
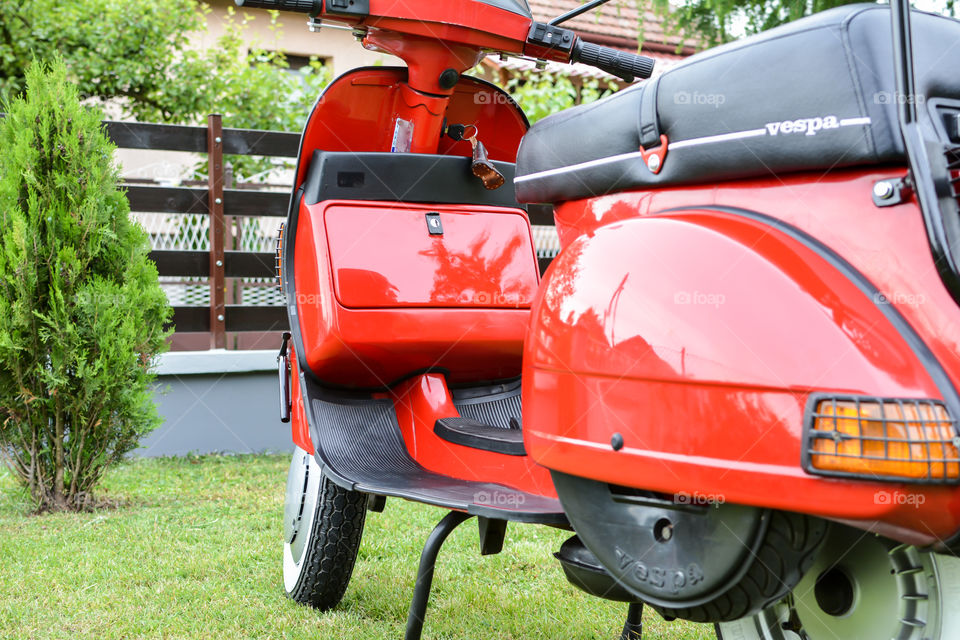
324;202;539;309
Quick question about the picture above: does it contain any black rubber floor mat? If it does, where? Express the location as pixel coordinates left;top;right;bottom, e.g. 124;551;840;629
303;378;565;524
453;382;522;430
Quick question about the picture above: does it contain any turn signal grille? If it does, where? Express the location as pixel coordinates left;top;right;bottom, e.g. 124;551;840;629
805;396;960;483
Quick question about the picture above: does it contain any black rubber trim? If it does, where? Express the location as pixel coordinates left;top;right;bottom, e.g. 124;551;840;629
325;0;369;17
800;393;960;485
638;76;662;149
282;184;309;379
298;370;567;525
449;377;521;402
434;418;527;456
303;150;526;210
235;0;320;13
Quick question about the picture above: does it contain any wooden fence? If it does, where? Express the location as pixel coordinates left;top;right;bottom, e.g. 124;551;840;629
2;114;556;351
114;115;295;350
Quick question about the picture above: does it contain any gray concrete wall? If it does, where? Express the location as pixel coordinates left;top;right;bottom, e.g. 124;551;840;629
139;350;294;457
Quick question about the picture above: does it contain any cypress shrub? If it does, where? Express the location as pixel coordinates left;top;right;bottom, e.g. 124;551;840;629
0;59;171;511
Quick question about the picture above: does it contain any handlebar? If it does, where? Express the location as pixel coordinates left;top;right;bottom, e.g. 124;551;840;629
233;1;655;83
235;0;320;13
570;40;655;83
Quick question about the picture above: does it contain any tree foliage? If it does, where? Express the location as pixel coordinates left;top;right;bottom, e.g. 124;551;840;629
505;72;619;123
0;59;172;511
0;1;329;133
640;0;957;46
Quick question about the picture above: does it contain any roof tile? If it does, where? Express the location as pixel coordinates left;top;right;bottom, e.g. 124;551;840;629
527;0;698;51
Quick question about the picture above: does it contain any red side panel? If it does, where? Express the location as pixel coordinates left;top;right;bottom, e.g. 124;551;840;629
523;209;960;543
295;199;538;387
289;350;313;454
325;203;537;308
551;169;960;402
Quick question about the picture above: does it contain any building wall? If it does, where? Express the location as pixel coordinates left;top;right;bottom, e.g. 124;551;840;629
204;0;400;78
140;350;292;456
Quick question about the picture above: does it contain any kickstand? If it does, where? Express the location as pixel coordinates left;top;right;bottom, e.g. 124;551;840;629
620;602;643;640
405;511;474;640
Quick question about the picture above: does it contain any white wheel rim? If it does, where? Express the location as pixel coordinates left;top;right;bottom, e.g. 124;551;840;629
718;526;960;639
283;447;321;594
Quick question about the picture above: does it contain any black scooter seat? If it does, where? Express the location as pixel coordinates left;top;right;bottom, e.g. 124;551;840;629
515;4;960;204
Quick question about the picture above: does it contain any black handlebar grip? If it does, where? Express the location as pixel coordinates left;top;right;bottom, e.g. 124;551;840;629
570;40;655;83
234;0;320;13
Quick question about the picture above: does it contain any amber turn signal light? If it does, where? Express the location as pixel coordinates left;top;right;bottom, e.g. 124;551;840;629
806;397;960;482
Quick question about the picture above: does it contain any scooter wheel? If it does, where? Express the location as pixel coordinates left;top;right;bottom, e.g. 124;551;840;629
652;509;827;623
282;446;367;610
552;472;828;623
715;524;960;639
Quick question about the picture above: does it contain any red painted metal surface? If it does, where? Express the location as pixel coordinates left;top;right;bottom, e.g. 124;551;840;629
295;198;536;387
289;349;313;454
282;3;960;546
294;69;527;186
525;171;960;543
325;202;538;308
390;373;556;497
551;169;960;397
362;1;533;54
362;30;485;97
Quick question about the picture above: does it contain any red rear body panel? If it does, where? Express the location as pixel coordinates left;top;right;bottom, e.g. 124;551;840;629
523;168;960;544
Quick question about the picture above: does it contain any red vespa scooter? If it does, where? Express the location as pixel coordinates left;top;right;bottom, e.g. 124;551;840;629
242;0;960;637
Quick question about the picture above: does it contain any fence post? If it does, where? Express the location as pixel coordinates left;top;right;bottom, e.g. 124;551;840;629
207;114;227;349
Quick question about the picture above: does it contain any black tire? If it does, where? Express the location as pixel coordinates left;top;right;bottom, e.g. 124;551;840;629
655;511;828;623
283;447;367;610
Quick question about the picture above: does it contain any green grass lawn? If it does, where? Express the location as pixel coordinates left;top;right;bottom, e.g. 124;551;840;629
0;455;715;639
